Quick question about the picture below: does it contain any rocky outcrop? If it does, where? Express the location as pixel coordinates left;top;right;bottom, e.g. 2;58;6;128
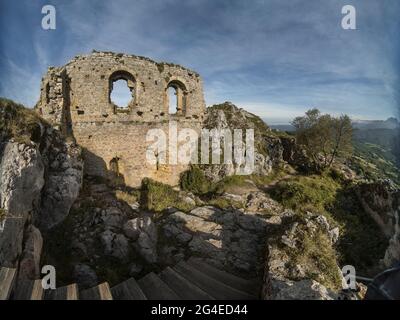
356;181;400;268
0;100;83;285
262;212;343;300
201;102;284;182
0;142;44;267
34;127;83;230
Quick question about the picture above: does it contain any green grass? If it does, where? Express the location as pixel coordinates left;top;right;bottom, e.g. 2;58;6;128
290;229;342;290
140;178;194;213
115;189;140;204
269;173;340;218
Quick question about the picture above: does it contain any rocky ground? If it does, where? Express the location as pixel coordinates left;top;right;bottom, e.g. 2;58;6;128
41;172;349;299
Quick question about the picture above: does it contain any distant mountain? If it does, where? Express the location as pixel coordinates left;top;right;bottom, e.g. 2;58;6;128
268;117;399;132
352;117;399;130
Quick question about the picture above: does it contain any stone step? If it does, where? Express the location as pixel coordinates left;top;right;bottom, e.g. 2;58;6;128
111;278;147;300
45;283;79;300
187;257;260;296
173;261;256;300
80;282;113;300
159;267;215;300
137;272;179;300
13;279;44;300
0;267;16;300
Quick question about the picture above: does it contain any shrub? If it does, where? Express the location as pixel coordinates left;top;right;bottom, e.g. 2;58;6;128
180;166;212;195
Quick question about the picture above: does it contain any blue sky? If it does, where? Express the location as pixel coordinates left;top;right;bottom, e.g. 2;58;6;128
0;0;399;124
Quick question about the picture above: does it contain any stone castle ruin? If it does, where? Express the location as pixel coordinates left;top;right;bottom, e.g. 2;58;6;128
36;51;206;187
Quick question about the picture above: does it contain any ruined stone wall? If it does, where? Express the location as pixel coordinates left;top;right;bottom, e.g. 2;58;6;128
36;51;206;187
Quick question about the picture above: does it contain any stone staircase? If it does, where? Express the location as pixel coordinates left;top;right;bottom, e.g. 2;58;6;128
0;258;261;300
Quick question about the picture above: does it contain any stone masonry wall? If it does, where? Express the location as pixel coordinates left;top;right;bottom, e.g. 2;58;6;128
36;51;206;187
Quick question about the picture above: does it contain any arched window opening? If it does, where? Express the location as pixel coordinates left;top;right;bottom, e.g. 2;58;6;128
109;157;120;175
168;86;178;114
109;157;125;186
110;79;133;108
166;80;187;115
109;71;136;112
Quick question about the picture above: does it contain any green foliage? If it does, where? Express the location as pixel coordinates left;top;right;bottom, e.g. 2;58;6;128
0;97;44;144
180;166;212;195
140;178;194;213
292;109;353;169
269;174;340;216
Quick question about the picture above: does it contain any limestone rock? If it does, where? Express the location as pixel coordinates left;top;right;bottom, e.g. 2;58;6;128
268;278;336;300
0;142;45;267
36;138;83;230
0;142;44;217
129;216;158;264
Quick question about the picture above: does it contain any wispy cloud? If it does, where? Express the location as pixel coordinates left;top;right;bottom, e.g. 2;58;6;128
0;0;399;123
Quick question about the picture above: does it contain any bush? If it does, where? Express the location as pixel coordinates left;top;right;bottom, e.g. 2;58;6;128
180;166;212;195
